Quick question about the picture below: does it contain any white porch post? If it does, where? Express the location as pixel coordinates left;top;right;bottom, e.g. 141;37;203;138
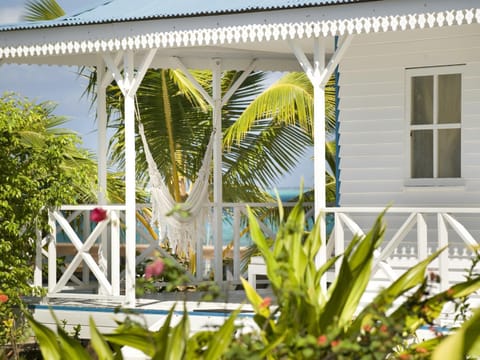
124;51;137;306
290;35;353;290
96;58;109;294
290;38;327;289
171;56;255;282
312;39;327;278
212;59;223;282
97;58;108;204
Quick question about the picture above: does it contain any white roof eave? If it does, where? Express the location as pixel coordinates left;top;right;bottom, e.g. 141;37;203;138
0;4;479;68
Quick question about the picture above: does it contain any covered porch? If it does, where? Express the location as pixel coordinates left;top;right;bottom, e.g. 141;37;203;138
1;0;479;314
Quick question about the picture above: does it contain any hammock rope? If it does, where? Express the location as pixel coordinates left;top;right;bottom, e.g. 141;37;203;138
136;108;214;257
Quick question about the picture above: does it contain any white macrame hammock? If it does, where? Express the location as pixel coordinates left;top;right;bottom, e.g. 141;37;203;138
137;118;213;257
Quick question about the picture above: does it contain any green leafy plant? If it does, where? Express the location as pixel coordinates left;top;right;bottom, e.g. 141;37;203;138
238;194;480;359
0;93;93;347
27;196;480;359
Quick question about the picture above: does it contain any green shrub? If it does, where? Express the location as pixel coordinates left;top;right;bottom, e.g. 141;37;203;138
28;195;480;358
0;93;92;346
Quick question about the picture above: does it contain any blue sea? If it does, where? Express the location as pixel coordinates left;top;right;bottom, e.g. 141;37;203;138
219;187;308;247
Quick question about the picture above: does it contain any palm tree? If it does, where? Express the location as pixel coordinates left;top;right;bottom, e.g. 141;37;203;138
24;0;337;206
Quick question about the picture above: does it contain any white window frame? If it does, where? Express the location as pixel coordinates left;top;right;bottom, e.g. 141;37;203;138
404;65;464;187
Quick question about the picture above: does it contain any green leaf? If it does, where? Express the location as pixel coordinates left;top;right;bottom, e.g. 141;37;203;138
89;317;114;360
203;308;240;359
246;206;281;287
105;325;155;357
320;214;385;330
163;306;189;360
241;277;272;319
56;326;91;360
26;313;62;360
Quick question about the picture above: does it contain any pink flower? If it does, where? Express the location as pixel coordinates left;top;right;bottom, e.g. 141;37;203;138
90;208;108;223
331;340;340;348
416;347;428;354
0;294;8;303
259;297;272;309
317;335;327;346
145;258;165;279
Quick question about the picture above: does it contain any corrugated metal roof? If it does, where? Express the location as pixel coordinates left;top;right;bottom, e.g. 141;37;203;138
0;0;376;31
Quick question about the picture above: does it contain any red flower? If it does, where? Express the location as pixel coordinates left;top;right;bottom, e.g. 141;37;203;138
259;297;272;309
0;294;8;303
446;288;455;297
399;354;411;360
317;335;327;346
145;258;165;279
363;324;372;332
90;208;108;223
331;340;340;348
380;324;389;333
416;347;428;354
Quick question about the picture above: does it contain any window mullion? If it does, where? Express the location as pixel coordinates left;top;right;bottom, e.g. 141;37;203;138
433;74;438;178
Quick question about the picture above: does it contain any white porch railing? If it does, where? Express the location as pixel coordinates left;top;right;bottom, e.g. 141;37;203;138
35;205;125;301
325;207;480;293
36;204;480;310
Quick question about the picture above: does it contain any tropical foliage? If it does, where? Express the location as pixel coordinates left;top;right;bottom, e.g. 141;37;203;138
0;94;93;346
28;196;480;359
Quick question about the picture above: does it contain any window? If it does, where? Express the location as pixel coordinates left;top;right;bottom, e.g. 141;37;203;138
406;66;462;183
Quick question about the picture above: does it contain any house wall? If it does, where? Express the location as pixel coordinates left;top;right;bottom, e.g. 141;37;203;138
338;23;480;208
336;24;480;252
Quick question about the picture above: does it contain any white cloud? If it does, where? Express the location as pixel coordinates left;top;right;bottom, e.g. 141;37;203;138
0;7;23;25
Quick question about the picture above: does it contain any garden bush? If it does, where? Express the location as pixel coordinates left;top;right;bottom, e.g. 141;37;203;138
29;194;480;359
0;93;92;348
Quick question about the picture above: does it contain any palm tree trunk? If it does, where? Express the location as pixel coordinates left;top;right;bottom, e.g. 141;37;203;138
161;71;182;202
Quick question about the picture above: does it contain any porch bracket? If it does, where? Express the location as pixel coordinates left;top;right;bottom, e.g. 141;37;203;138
100;52;122;89
102;52;126;94
171;56;214;106
221;59;257;106
319;35;353;87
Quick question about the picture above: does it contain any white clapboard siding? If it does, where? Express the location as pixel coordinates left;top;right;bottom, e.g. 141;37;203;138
338;24;480;228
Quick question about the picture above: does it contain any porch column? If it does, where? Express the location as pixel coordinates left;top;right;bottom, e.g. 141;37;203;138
290;35;353;289
96;58;109;295
290;38;327;289
97;59;108;204
123;51;137;306
212;59;223;282
171;57;255;282
312;39;327;275
102;49;157;305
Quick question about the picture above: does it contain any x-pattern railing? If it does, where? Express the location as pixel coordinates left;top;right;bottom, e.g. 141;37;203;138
326;207;480;292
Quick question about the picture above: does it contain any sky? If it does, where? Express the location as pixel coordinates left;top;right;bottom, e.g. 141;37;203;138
0;0;314;189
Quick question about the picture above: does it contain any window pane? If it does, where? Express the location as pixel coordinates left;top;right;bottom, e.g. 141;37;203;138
411;76;433;125
411;130;433;178
438;74;461;124
438;129;461;178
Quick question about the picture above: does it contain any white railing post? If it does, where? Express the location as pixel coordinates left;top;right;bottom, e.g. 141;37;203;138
334;212;344;276
233;206;241;281
48;211;57;294
438;214;449;291
417;213;428;260
34;226;43;287
82;211;90;285
110;210;120;296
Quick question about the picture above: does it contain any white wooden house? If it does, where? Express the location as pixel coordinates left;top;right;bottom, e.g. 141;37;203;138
1;0;480;333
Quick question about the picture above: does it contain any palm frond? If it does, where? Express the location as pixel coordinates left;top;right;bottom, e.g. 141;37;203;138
23;0;65;21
